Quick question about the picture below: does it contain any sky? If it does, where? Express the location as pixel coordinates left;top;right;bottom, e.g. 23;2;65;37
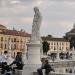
0;0;75;37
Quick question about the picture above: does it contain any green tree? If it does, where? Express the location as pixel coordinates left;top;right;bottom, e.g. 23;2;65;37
47;35;52;38
42;41;50;55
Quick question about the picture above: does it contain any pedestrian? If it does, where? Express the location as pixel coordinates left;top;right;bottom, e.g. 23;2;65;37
12;59;24;74
9;52;22;66
44;59;55;75
5;65;12;75
1;62;7;74
9;52;23;74
37;58;54;75
37;58;46;75
1;51;8;63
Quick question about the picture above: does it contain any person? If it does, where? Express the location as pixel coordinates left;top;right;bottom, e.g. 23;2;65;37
9;52;23;74
5;65;12;75
37;58;46;75
1;62;7;74
12;58;24;74
44;59;55;75
9;52;22;66
37;58;54;75
1;51;8;63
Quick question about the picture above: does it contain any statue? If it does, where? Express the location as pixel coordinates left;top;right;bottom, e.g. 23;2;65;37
31;7;42;42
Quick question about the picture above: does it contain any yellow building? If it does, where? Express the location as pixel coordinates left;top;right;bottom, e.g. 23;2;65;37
42;36;70;54
0;24;30;57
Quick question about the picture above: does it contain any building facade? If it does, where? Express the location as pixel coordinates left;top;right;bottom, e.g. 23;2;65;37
0;25;30;57
42;36;70;54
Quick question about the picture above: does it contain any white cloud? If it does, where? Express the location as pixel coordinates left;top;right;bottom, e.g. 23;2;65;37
11;0;20;4
0;0;75;37
13;17;33;24
33;0;44;7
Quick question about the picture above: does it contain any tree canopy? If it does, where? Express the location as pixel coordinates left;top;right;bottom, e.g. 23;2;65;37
42;41;49;54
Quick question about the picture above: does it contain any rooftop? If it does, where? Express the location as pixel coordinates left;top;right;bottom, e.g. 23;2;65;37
0;29;30;37
42;37;69;42
0;24;7;29
0;24;30;37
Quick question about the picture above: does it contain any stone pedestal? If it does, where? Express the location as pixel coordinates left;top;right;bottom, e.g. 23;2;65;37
23;64;41;75
27;42;41;64
22;42;41;75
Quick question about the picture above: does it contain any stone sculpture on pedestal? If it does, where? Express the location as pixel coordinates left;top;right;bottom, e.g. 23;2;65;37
22;7;42;75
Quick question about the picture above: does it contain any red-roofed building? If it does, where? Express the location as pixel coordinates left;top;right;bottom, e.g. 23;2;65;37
0;25;30;57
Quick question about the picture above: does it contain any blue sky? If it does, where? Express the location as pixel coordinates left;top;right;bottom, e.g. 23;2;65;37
0;0;75;37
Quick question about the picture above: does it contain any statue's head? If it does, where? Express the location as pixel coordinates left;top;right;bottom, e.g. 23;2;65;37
34;7;39;12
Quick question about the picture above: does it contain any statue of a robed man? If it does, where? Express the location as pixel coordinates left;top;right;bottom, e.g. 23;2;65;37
31;7;42;42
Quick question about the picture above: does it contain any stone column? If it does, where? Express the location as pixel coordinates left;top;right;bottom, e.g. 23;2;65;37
22;42;41;75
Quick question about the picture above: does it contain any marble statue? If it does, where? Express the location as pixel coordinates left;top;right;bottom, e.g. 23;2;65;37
22;7;42;75
31;7;42;42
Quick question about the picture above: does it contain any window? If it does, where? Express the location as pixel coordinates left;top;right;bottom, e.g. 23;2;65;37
5;44;7;49
59;47;61;50
62;43;64;45
54;46;56;50
1;37;3;41
14;38;16;42
51;46;53;49
51;42;53;45
5;37;7;41
14;44;16;49
54;42;56;45
13;44;16;50
21;39;23;43
11;38;13;42
60;42;61;45
1;43;3;49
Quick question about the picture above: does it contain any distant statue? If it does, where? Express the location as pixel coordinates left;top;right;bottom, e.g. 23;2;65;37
31;7;42;42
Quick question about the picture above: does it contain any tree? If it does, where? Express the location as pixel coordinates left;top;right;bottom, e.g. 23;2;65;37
47;35;52;38
42;41;50;55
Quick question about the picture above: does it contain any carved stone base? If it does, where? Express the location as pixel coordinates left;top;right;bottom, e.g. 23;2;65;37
22;64;41;75
27;42;41;64
22;42;41;75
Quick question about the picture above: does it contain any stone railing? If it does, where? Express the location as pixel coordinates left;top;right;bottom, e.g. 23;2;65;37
33;72;71;75
49;72;71;75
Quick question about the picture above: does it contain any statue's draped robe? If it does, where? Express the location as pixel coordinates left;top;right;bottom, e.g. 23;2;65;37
31;8;42;42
